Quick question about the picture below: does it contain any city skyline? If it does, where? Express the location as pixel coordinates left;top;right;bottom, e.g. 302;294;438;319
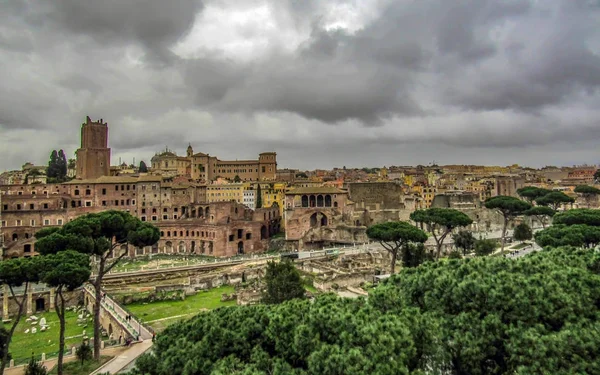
1;0;600;171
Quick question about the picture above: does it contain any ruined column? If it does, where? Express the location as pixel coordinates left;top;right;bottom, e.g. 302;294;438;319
3;284;9;320
49;288;55;310
26;287;32;315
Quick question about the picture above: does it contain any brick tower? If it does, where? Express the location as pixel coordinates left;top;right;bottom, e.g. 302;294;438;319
75;116;111;180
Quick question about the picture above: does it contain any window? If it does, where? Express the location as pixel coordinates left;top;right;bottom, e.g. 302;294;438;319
163;215;168;220
0;221;5;227
74;189;80;196
141;216;146;222
85;189;91;195
16;220;22;226
29;203;34;210
57;219;63;225
43;203;48;209
152;208;157;214
246;233;251;240
2;204;7;210
102;201;107;206
102;188;107;195
229;235;234;241
30;220;35;226
85;201;91;207
115;185;119;191
16;204;21;210
151;216;157;221
142;208;146;214
44;219;50;226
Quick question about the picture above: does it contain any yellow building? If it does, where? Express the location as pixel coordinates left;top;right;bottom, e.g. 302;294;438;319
206;183;245;204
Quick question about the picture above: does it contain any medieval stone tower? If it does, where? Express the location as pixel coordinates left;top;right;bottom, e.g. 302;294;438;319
75;116;111;180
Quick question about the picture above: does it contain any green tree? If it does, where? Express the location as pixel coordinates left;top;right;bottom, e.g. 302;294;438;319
524;206;555;228
262;260;305;304
452;230;476;255
535;224;600;248
0;327;9;369
474;238;498;256
24;355;47;375
255;184;262;209
366;221;428;274
552;208;600;227
594;169;600;183
0;257;43;374
233;175;241;183
295;172;308;179
47;150;59;179
535;191;575;211
35;211;159;360
513;223;532;242
410;208;473;259
40;251;91;375
67;158;76;171
57;150;68;180
401;242;432;268
76;341;93;366
139;161;148;173
574;185;600;208
516;186;552;203
484;196;532;253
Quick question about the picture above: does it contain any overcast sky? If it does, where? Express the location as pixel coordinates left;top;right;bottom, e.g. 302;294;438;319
1;0;599;172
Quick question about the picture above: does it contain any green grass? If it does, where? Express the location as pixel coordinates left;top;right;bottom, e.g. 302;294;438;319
125;285;237;331
3;310;90;364
48;355;112;375
304;284;318;294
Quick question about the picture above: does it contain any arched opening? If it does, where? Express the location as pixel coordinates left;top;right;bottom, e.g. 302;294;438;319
209;242;214;254
191;241;196;253
108;324;113;336
25;233;30;239
200;241;205;254
165;241;173;253
237;241;244;254
12;233;18;241
178;241;186;253
325;195;332;207
24;244;32;253
191;209;196;218
317;195;324;207
260;225;268;240
120;244;128;256
310;213;318;228
301;195;308;207
205;207;210;216
152;243;159;254
198;207;204;217
35;298;45;312
334;201;338;208
321;215;328;226
309;195;316;207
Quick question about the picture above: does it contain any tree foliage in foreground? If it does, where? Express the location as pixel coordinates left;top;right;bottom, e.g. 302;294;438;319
133;247;600;375
474;238;498;256
262;261;305;304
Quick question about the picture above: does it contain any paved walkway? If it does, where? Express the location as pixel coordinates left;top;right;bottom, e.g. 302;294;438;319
91;339;153;375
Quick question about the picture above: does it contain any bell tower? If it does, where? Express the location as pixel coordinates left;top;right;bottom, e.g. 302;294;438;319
75;116;111;180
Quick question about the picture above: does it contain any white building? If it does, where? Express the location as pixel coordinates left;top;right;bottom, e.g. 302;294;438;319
243;189;256;210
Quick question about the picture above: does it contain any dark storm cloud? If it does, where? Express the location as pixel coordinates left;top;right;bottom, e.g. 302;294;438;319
42;0;204;62
182;0;564;124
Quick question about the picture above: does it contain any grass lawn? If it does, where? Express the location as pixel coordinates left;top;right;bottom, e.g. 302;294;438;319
48;355;112;375
125;285;237;331
3;310;90;365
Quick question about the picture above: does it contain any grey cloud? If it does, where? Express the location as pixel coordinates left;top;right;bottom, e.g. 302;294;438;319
42;0;204;63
